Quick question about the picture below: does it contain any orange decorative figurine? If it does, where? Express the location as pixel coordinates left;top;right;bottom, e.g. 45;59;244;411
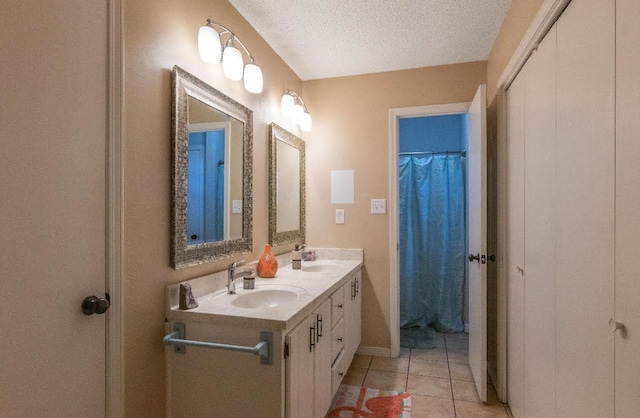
257;244;278;278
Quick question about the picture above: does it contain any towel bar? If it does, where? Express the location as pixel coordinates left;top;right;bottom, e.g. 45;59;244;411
163;323;273;365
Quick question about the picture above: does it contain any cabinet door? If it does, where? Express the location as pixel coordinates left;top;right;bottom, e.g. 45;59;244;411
314;299;332;418
344;271;362;365
506;63;526;418
286;315;315;418
556;0;615;416
615;0;640;415
523;24;557;418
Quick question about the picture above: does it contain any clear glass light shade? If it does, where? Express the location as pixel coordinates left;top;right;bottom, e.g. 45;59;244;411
243;63;263;93
299;111;312;132
198;25;221;64
281;94;295;117
222;46;243;80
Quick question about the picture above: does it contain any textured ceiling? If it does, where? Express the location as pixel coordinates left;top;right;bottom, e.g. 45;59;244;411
228;0;512;80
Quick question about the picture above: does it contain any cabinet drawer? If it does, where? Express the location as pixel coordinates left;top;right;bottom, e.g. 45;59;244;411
331;350;346;397
332;318;345;363
331;287;344;328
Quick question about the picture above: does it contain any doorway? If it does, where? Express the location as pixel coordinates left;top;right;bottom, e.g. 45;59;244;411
397;114;468;350
389;85;487;401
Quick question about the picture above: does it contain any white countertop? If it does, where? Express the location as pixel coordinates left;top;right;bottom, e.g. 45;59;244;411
166;249;363;330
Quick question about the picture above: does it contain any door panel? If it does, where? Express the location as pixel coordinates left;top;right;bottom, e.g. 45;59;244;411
523;25;557;418
467;84;487;402
555;0;615;416
0;1;108;416
506;70;526;418
615;0;640;415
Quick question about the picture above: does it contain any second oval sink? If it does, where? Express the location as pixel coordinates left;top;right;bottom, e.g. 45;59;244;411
232;289;298;309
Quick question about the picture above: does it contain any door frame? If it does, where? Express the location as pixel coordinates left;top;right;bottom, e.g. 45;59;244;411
107;0;124;416
388;102;471;358
495;0;571;402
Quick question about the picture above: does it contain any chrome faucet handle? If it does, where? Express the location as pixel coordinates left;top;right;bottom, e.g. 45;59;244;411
228;259;246;270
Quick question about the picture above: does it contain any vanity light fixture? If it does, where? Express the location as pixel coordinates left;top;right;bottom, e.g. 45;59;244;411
281;89;312;132
197;19;263;94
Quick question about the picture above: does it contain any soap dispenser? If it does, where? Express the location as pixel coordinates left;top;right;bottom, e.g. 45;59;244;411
292;244;303;270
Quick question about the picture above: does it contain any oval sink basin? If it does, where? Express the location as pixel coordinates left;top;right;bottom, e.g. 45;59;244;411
232;289;298;309
302;264;341;273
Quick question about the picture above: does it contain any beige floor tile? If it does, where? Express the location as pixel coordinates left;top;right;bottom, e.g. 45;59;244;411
446;350;469;365
351;354;372;368
452;380;481;403
400;347;411;358
433;332;447;348
370;356;410;373
407;374;452;399
445;340;468;353
411;348;448;362
449;363;473;381
454;400;509;418
342;367;367;386
445;332;469;343
362;370;407;392
411;394;455;418
409;358;450;379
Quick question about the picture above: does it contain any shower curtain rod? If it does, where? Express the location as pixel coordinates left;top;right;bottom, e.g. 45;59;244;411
399;150;466;157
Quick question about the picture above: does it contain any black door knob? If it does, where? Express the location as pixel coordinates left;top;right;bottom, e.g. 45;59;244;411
468;253;480;262
82;295;110;315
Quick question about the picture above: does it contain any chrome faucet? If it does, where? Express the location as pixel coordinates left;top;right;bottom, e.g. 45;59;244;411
227;260;252;294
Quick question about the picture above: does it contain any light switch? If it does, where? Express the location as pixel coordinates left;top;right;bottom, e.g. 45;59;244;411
232;200;243;214
370;199;387;215
335;209;345;224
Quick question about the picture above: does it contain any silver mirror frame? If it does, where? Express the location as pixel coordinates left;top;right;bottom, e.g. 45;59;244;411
171;66;253;269
268;122;305;246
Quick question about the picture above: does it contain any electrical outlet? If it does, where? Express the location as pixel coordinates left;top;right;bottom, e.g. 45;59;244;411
370;199;387;215
335;209;345;224
232;200;243;214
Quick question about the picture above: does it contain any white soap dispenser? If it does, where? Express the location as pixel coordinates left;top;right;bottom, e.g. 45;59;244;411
292;244;303;270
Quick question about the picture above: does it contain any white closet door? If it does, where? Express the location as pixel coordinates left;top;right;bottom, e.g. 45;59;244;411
506;70;526;418
555;0;615;416
523;25;557;418
615;0;640;415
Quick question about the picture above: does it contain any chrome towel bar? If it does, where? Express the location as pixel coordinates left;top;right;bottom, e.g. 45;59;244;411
163;323;273;365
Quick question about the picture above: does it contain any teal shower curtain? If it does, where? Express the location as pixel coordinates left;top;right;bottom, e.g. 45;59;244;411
399;154;466;332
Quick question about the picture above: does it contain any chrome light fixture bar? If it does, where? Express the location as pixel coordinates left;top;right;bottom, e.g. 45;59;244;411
281;89;312;132
198;19;263;94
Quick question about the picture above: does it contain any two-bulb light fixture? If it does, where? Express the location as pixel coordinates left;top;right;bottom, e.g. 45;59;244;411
197;19;263;94
281;90;312;132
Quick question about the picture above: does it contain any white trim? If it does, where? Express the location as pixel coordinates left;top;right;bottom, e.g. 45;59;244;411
388;101;471;359
497;0;571;90
494;0;570;403
356;346;391;358
106;0;124;416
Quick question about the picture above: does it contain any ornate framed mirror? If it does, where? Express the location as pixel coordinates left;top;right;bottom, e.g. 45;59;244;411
171;66;253;269
268;123;305;246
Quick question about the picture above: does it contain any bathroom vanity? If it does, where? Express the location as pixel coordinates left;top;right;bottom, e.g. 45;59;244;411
165;249;362;418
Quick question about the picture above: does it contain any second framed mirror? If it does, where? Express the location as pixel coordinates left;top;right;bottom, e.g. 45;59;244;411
268;123;305;246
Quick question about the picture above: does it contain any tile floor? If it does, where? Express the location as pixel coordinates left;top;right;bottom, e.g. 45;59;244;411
342;332;511;417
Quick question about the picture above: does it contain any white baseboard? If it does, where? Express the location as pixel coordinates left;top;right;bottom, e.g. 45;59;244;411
356;346;391;357
464;323;469;333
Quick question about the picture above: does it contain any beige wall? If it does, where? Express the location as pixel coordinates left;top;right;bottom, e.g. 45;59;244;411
123;0;301;416
301;62;487;349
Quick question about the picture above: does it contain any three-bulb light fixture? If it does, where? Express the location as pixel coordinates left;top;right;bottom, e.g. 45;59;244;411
281;89;312;132
197;19;263;94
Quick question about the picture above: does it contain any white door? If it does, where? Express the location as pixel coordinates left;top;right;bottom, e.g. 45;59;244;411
467;84;487;402
0;1;109;417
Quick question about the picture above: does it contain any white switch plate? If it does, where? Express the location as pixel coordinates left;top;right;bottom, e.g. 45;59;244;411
335;209;345;224
232;200;243;214
370;199;387;214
